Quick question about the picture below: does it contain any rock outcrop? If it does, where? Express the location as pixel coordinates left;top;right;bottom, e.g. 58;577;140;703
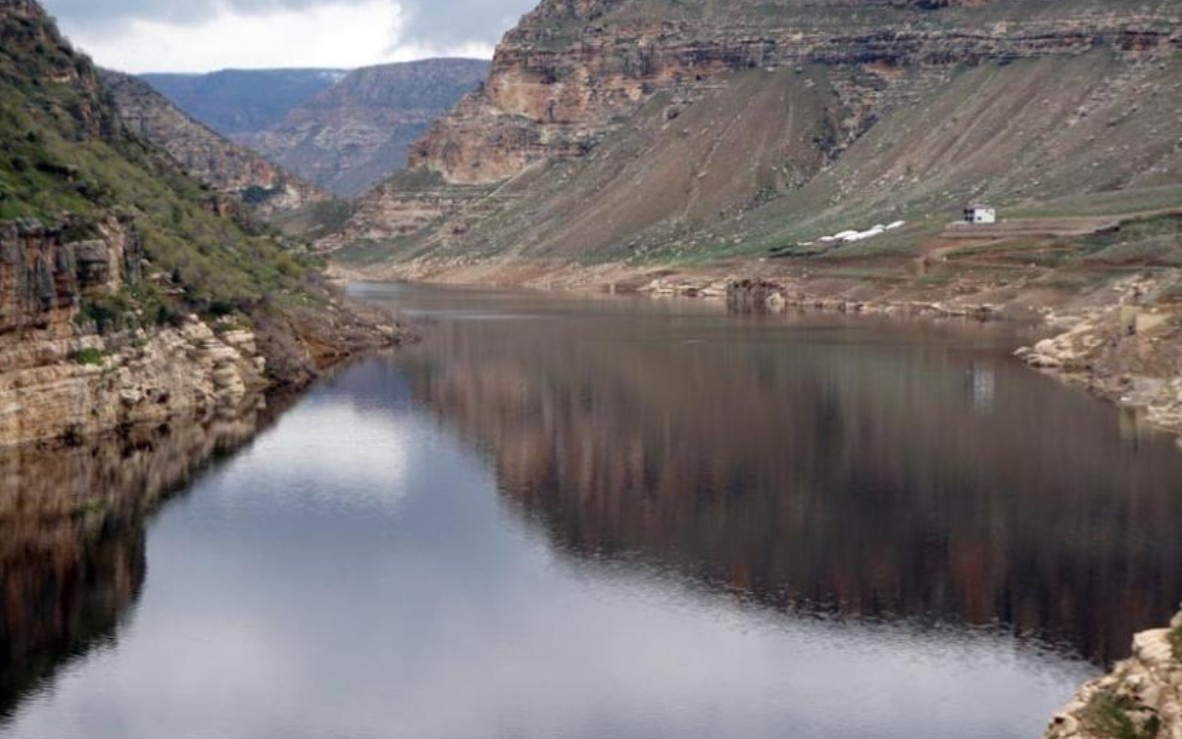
1043;610;1182;739
1018;274;1182;436
0;217;269;446
101;70;325;218
237;59;489;197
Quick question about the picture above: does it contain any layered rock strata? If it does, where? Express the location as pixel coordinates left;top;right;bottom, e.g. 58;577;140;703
0;218;267;446
410;0;1182;187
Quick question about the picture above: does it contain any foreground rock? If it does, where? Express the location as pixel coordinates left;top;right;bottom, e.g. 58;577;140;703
1044;611;1182;739
0;217;397;447
1017;277;1182;436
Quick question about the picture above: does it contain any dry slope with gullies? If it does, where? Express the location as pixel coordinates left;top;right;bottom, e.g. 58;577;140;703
334;0;1182;268
328;0;1182;443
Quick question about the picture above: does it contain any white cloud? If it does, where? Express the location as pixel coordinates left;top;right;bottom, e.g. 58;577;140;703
58;0;495;73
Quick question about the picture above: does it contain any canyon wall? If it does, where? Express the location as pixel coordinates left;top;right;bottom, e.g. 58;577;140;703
409;0;1182;186
0;217;268;446
238;59;489;197
337;0;1182;272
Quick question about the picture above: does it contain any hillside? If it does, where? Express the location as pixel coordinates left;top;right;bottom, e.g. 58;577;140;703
139;68;345;137
332;0;1182;280
100;70;326;218
236;59;489;197
0;0;393;446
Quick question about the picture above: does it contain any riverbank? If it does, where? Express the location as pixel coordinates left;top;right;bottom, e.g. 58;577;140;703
0;279;401;449
330;255;1182;439
1043;608;1182;739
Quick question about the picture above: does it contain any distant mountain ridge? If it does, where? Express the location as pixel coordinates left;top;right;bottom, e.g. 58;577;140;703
101;70;325;218
238;59;489;197
140;61;488;197
140;69;347;137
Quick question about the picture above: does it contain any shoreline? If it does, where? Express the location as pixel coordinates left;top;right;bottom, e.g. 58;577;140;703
0;295;403;450
330;257;1182;440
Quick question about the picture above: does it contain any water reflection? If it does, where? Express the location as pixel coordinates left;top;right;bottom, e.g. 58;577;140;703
386;289;1182;665
0;403;271;718
0;283;1176;739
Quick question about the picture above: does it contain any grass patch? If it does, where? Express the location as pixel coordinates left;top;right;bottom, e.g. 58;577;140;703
1009;187;1182;220
1083;690;1160;739
1170;624;1182;662
68;347;104;366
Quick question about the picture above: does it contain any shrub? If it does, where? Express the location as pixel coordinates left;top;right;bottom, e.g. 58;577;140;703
69;347;104;366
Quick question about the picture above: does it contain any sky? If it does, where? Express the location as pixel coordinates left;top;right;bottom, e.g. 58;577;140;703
38;0;539;73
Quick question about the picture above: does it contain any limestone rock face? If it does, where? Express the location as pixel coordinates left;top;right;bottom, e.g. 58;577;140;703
0;216;267;446
409;0;1182;187
99;70;325;218
0;217;142;337
336;0;1182;271
0;315;269;447
1043;612;1182;739
1018;277;1182;436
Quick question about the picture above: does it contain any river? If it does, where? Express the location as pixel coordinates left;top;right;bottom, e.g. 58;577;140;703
4;281;1182;739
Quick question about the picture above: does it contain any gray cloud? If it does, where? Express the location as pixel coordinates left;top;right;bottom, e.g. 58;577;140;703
40;0;538;48
398;0;537;46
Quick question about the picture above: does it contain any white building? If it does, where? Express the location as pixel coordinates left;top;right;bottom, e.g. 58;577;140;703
963;204;996;224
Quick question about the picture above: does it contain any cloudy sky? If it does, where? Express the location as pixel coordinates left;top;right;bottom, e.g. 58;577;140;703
39;0;539;73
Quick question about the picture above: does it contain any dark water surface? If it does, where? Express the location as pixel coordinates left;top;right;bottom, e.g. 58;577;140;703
4;282;1182;739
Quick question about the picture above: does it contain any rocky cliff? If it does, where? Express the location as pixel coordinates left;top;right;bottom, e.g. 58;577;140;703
336;0;1182;271
0;217;269;446
238;59;489;197
0;0;397;446
409;0;1182;188
100;70;325;218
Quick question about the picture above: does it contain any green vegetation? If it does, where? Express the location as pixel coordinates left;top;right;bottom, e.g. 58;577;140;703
1170;623;1182;662
0;3;330;325
1083;690;1161;739
274;198;356;239
1008;187;1182;220
335;236;414;266
68;347;105;366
